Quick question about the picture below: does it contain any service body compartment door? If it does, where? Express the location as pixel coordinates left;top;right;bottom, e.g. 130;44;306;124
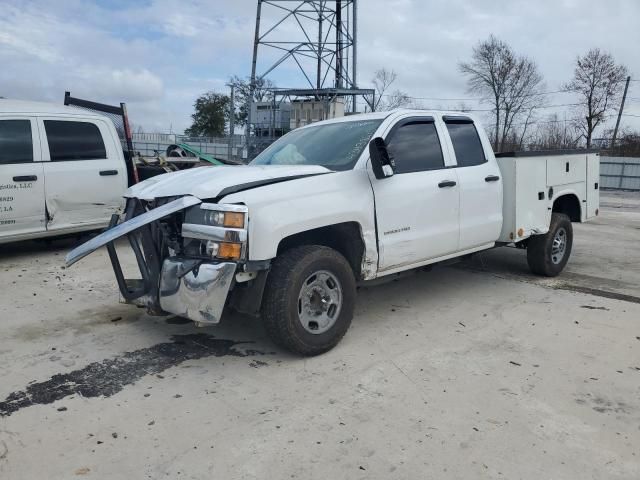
586;154;599;219
38;117;126;231
546;154;587;186
0;117;46;240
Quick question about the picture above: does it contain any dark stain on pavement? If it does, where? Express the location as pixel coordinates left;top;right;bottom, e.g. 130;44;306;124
0;333;261;417
165;316;192;325
555;284;640;305
580;305;610;311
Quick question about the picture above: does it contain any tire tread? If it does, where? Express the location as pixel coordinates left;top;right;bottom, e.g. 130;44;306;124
261;245;355;355
527;212;572;277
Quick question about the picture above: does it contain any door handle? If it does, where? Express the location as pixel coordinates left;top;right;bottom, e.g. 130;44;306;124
13;175;37;182
485;175;500;182
438;180;457;188
100;170;119;176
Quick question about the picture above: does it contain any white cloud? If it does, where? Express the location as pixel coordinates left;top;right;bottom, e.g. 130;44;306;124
74;67;164;102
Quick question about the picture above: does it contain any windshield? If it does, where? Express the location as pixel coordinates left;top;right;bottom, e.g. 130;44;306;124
250;119;382;171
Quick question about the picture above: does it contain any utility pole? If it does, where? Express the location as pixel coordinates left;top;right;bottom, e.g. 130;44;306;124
611;75;631;149
246;0;263;159
351;0;358;112
317;2;323;89
335;0;343;89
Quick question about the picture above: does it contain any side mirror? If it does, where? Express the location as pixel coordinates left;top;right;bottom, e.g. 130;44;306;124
369;137;395;179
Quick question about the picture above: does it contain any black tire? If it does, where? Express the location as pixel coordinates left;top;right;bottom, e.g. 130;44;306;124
527;212;573;277
261;245;356;356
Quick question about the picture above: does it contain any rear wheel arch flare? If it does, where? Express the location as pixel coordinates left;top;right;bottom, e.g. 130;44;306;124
552;194;581;222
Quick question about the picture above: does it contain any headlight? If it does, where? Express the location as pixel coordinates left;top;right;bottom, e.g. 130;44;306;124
202;240;242;260
185;204;246;228
203;210;245;228
183;203;248;261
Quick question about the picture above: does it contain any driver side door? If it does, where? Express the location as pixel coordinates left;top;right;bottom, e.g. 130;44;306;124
370;116;460;273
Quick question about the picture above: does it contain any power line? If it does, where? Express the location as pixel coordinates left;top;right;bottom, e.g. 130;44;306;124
378;88;580;103
376;77;639;105
390;100;587;113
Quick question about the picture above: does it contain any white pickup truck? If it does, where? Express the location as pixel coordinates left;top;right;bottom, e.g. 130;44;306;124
67;110;600;355
0;100;128;244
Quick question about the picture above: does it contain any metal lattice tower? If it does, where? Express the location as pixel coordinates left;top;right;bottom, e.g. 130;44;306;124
250;0;359;92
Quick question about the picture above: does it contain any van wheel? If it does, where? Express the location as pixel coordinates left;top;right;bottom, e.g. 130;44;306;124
261;246;356;356
527;213;573;277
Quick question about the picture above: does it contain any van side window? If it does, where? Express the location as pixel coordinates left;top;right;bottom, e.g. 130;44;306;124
445;120;486;167
0;120;33;164
386;121;445;173
44;120;106;161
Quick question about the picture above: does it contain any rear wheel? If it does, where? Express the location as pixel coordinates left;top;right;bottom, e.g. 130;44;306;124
527;212;573;277
261;245;356;356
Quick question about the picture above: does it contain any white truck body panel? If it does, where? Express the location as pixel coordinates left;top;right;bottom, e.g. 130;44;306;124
37;116;127;231
497;152;599;243
587;155;600;218
0;99;127;245
124;164;331;201
223;169;380;277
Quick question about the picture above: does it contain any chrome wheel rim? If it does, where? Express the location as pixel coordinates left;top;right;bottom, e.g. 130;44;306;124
297;270;342;334
551;227;567;264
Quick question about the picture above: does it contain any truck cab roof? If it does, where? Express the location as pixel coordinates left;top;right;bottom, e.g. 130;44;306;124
0;98;108;119
301;109;481;129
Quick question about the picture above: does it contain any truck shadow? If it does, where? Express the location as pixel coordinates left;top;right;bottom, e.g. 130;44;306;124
0;233;97;259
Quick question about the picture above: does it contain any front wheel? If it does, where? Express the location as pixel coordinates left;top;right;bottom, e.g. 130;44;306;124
261;245;356;356
527;212;573;277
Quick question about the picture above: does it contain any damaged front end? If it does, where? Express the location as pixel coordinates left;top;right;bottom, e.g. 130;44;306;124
66;195;250;325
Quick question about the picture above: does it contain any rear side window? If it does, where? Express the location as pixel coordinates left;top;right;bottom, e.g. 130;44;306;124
386;121;444;173
0;120;33;164
44;120;106;161
445;121;486;167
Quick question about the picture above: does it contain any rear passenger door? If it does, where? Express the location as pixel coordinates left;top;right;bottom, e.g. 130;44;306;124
0;117;46;240
443;116;502;251
371;116;460;272
38;118;126;231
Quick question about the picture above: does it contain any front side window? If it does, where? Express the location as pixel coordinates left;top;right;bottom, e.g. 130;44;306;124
250;119;382;171
386;121;445;174
445;121;486;167
0;120;33;165
44;120;106;161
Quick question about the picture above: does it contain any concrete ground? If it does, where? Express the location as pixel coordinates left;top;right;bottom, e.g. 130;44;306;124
0;191;638;480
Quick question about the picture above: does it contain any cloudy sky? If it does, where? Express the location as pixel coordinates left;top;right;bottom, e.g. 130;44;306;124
1;0;639;135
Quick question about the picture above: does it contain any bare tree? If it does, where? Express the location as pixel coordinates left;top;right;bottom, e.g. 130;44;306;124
528;114;579;150
459;35;544;151
369;69;411;111
565;48;628;148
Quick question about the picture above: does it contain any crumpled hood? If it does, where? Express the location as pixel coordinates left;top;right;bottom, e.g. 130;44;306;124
125;164;331;200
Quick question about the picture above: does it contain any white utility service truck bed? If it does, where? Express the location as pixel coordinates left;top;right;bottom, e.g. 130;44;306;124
496;150;599;243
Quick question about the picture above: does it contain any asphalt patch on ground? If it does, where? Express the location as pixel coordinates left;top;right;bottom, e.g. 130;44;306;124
0;333;262;417
555;284;640;304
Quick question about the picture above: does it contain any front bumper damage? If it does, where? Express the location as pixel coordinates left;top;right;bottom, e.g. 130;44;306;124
66;195;245;325
159;258;236;324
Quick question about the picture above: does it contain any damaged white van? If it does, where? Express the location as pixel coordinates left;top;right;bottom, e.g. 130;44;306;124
0;99;127;244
